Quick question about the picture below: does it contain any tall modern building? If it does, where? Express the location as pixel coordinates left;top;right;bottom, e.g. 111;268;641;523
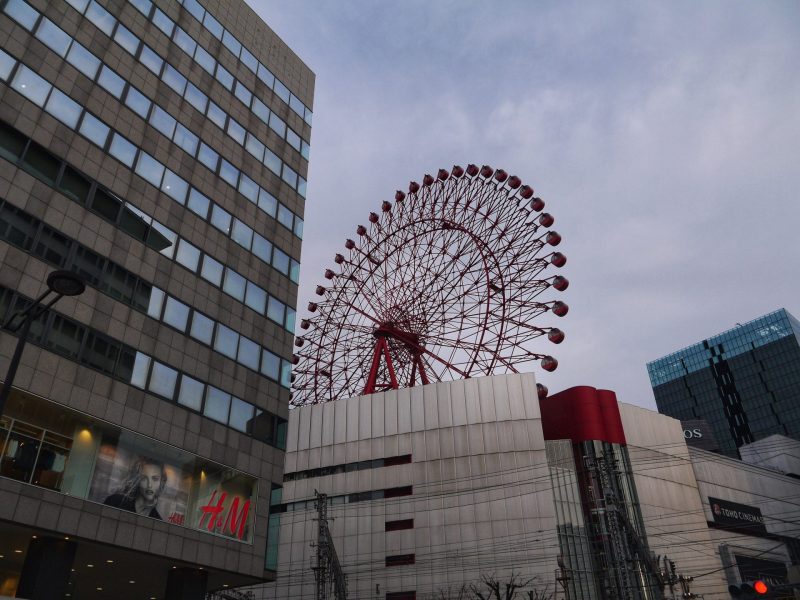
647;308;800;458
0;0;312;597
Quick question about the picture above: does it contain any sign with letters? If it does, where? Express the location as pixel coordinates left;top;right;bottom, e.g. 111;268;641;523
709;497;767;535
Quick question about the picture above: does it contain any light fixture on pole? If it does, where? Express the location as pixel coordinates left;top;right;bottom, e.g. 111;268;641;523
0;270;86;417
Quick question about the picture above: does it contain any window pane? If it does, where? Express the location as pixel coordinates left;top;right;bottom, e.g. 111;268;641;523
189;311;214;345
280;359;292;388
277;204;293;229
244;133;265;162
163;296;190;331
187;188;210;219
109;133;138;167
197;143;219;172
251;98;270;123
200;255;223;286
258;189;278;217
214;324;239;360
11;65;51;107
226;119;245;145
130;0;152;16
203;12;223;39
45;89;82;129
0;122;27;162
21;142;60;185
82;331;120;375
119;205;149;241
125;86;151;119
297;176;307;198
231;219;253;248
58;166;91;203
85;2;115;35
261;350;280;380
285;307;296;333
89;187;122;222
177;375;204;411
264;150;281;176
139;45;163;75
215;64;234;90
173;27;196;56
150;106;176;138
5;0;39;30
194;45;215;74
184;83;208;113
206;101;226;129
149;221;176;256
289;260;300;284
173;124;199;156
233;81;252;106
219;160;239;187
152;8;174;37
162;64;187;95
286;128;301;152
79;113;110;147
113;23;140;55
240;48;258;73
0;49;15;81
274;80;290;104
272;248;290;275
36;19;72;57
252;233;272;263
267;296;285;325
203;387;230;424
97;66;125;98
66;43;101;79
182;0;204;21
148;361;178;399
221;30;242;57
294;217;304;239
175;238;201;271
210;205;232;234
237;337;260;371
229;397;254;433
268;113;286;138
222;269;246;301
244;282;266;314
130;352;151;388
282;165;298;188
161;169;189;204
135;152;164;186
301;142;310;161
146;286;165;318
289;94;305;117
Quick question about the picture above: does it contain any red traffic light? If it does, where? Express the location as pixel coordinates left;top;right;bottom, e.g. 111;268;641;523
753;581;768;595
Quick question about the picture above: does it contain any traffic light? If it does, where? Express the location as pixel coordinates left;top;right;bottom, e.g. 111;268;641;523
728;580;769;598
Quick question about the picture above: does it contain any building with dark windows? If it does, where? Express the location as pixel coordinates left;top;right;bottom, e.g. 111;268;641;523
0;0;312;597
647;308;800;458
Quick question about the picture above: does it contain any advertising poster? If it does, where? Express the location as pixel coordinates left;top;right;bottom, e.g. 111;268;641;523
88;436;190;525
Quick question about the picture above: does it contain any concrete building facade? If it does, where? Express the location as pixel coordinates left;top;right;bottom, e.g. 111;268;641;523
0;0;313;597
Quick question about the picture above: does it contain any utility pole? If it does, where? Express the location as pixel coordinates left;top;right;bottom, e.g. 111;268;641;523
678;575;701;599
313;491;348;600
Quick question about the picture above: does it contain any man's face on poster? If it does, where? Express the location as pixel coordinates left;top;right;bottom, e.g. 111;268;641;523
138;463;164;503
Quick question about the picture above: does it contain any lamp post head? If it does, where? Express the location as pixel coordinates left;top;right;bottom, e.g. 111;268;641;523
46;271;85;297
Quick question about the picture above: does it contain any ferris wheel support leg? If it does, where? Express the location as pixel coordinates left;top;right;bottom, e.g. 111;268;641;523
414;353;430;385
364;336;400;394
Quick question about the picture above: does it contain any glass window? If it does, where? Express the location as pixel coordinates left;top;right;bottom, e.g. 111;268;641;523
130;351;151;388
45;89;82;129
139;45;163;75
206;101;226;130
58;166;91;203
0;49;15;81
66;43;101;79
129;0;152;16
163;296;190;331
161;169;189;204
146;286;165;319
109;133;137;167
150;106;177;138
244;282;266;314
85;1;116;36
149;361;178;399
304;110;312;125
222;269;246;301
0;122;27;162
213;324;239;360
244;134;265;162
203;387;230;424
293;217;304;239
289;260;300;284
215;64;234;90
149;221;176;257
11;65;51;107
257;63;276;88
79;113;110;148
189;311;214;345
119;204;148;242
237;337;260;371
252;233;272;264
202;12;223;39
152;8;174;37
264;150;281;176
286;128;301;152
277;204;293;230
261;350;279;380
182;0;205;21
113;23;140;56
280;359;291;388
5;0;39;31
187;188;210;219
184;83;208;113
289;94;305;117
197;143;219;172
173;124;199;156
200;255;223;286
238;175;258;203
124;87;151;119
258;189;278;217
272;248;290;275
36;19;72;57
89;187;122;222
219;160;239;187
210;205;232;234
267;296;285;325
162;65;187;95
268;113;286;138
97;66;126;98
281;165;298;188
21;142;60;185
194;45;215;75
297;177;307;198
251;98;270;123
175;238;201;271
221;30;242;57
173;27;196;56
240;48;258;73
226;119;246;145
228;397;254;433
274;80;290;104
233;81;252;106
177;375;204;411
301;142;310;161
231;219;253;248
285;307;296;333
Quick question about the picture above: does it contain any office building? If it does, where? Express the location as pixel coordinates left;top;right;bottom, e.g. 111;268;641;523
647;308;800;458
0;0;312;597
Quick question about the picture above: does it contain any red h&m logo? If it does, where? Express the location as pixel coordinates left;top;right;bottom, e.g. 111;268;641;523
198;490;251;540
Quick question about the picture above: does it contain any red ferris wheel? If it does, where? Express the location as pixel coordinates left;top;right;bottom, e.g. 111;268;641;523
291;164;568;406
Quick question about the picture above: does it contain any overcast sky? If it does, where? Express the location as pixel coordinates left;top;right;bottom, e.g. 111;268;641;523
248;1;800;410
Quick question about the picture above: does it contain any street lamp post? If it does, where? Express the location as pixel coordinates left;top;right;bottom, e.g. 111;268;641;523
0;270;86;418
